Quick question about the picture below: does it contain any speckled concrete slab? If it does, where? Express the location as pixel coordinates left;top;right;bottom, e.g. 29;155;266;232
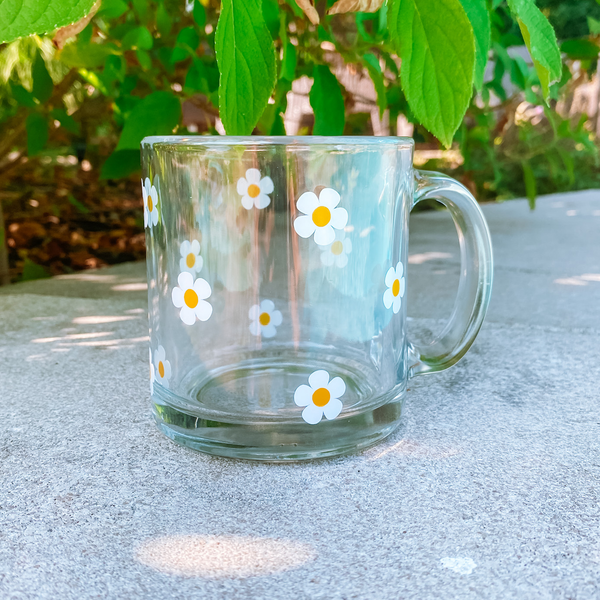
1;190;599;600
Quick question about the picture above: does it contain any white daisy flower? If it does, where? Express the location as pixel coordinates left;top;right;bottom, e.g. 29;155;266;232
172;271;212;325
293;187;348;246
383;261;406;314
179;239;203;275
294;370;346;425
149;348;155;394
152;345;172;388
141;177;159;229
320;229;352;268
248;299;283;338
237;168;274;210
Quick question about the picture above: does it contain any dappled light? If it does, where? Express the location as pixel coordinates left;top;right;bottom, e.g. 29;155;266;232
554;273;600;286
72;315;138;325
408;252;453;265
135;534;317;579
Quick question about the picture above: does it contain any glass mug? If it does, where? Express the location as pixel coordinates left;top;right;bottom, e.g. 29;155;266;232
142;136;493;461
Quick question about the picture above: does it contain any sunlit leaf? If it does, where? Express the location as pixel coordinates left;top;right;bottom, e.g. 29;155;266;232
310;64;345;135
460;0;490;90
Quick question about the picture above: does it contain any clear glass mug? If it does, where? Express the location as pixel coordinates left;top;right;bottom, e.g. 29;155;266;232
142;136;493;461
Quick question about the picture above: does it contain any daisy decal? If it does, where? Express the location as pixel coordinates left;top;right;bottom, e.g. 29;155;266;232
293;187;348;246
320;229;352;268
294;370;346;425
237;168;274;210
172;271;212;325
249;299;283;338
383;261;406;314
152;345;172;389
179;239;203;275
142;177;159;229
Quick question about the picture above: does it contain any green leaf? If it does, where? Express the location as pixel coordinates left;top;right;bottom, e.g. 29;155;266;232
363;52;387;117
26;113;48;156
193;0;207;27
67;194;90;214
388;0;475;147
185;59;209;92
51;108;81;135
11;84;37;108
460;0;490;90
560;39;600;61
132;0;149;22
60;41;118;68
522;160;536;208
21;259;51;282
32;52;53;103
215;0;277;135
0;0;97;43
116;91;181;150
262;0;280;38
280;42;297;81
122;26;154;50
506;0;561;101
509;55;529;90
100;150;141;179
309;64;345;135
156;4;173;36
104;55;126;82
588;16;600;36
98;0;129;19
171;27;200;63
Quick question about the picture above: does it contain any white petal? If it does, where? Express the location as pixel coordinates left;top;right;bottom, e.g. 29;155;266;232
399;276;406;297
262;323;277;338
309;369;330;389
180;240;191;257
296;191;319;215
151;208;159;226
245;168;261;184
237;177;249;195
241;195;254;210
179;257;190;273
329;207;348;230
194;255;204;273
270;310;282;327
259;176;274;194
249;320;261;336
293;215;316;239
260;299;275;313
294;384;313;407
383;288;394;309
320;251;335;266
248;304;260;320
393;295;402;314
180;306;196;325
161;376;170;389
144;177;151;192
327;376;346;399
195;300;213;321
156;345;166;362
164;360;172;380
335;253;348;268
344;238;352;254
178;271;194;290
254;194;271;209
323;398;343;420
144;209;148;228
395;261;404;278
384;266;396;288
172;287;185;308
302;405;324;425
314;225;335;246
193;277;211;300
150;186;158;206
190;239;201;254
319;187;341;210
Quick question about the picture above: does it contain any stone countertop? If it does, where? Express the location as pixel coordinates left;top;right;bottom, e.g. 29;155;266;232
1;190;599;599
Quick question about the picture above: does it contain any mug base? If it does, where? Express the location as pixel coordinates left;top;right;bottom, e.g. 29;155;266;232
152;399;404;462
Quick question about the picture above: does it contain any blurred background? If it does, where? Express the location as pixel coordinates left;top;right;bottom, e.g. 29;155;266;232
0;0;598;284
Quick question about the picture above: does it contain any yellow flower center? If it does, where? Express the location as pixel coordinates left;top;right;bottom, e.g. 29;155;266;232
392;279;400;297
184;288;199;308
331;240;344;255
247;183;261;198
312;387;330;407
186;252;195;268
158;361;165;378
259;312;271;326
312;206;331;228
147;194;153;212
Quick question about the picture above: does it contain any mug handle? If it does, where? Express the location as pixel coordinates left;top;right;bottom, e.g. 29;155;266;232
408;170;494;377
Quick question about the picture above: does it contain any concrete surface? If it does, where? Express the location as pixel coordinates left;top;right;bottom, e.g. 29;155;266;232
1;189;599;599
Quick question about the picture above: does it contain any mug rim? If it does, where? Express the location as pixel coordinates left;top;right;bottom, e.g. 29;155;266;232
141;135;415;149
